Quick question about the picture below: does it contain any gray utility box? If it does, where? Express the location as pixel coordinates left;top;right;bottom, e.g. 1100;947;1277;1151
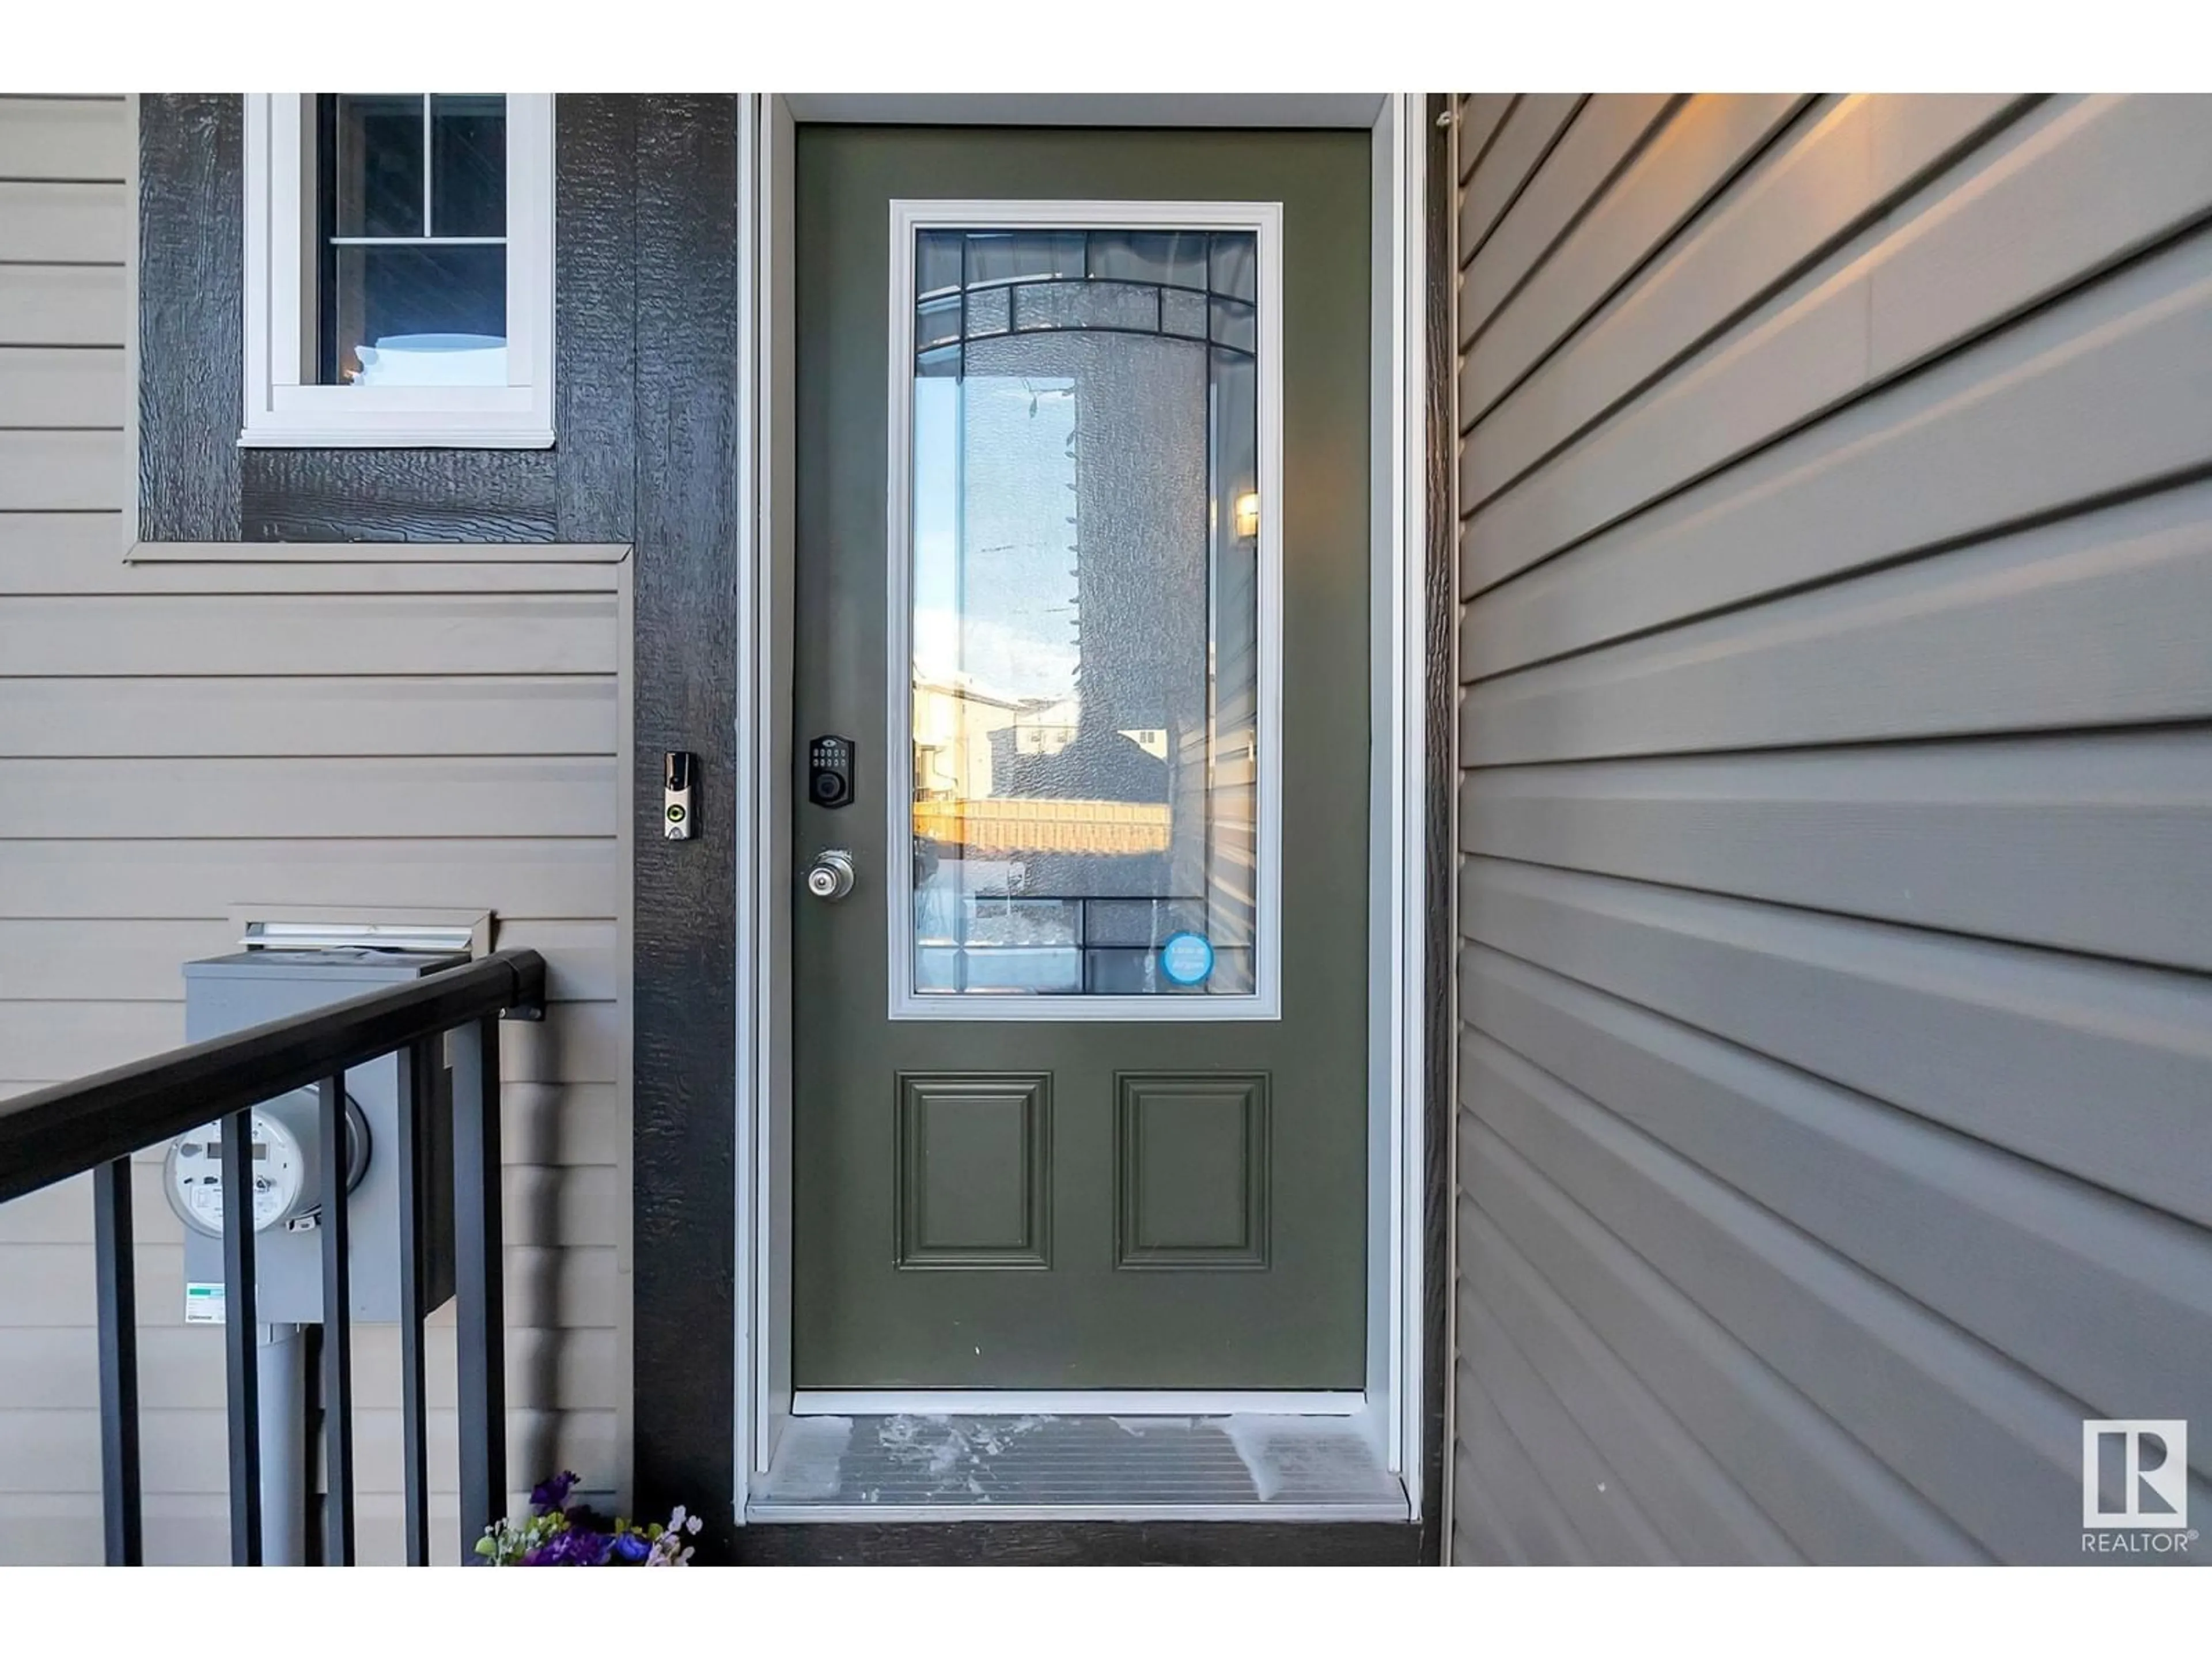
179;949;467;1324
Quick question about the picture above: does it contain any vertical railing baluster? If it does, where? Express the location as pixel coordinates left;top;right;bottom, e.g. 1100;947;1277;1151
317;1074;355;1565
221;1108;262;1565
452;1015;506;1563
92;1156;142;1566
300;1324;324;1566
395;1040;430;1567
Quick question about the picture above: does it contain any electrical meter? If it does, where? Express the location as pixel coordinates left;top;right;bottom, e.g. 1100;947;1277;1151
164;1089;369;1237
179;948;463;1325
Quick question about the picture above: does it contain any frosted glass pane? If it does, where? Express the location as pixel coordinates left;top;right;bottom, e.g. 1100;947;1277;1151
908;223;1265;1000
1161;289;1208;339
965;285;1010;336
1013;280;1160;335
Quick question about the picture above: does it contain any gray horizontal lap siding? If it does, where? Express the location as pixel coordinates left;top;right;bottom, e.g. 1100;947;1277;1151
0;96;630;1564
1450;92;2212;1565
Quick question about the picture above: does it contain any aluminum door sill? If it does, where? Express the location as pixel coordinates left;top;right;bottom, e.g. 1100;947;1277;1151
745;1497;1412;1524
791;1389;1365;1416
747;1409;1408;1523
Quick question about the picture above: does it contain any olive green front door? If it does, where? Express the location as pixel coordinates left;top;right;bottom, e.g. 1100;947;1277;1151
791;124;1371;1390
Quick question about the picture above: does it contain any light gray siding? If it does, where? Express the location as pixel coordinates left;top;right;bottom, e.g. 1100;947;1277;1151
0;96;631;1564
1451;93;2212;1563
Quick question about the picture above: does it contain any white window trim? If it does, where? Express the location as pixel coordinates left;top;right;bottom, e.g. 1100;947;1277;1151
239;93;556;449
883;198;1286;1023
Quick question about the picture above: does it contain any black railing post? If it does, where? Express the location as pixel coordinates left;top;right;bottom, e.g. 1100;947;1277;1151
92;1156;142;1566
316;1074;355;1566
220;1109;263;1565
395;1039;431;1567
452;1014;506;1563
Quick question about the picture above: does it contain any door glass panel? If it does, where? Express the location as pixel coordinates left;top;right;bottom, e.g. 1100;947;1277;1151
905;222;1267;1003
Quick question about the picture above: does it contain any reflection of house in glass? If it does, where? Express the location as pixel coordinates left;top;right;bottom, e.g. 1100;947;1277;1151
909;226;1263;995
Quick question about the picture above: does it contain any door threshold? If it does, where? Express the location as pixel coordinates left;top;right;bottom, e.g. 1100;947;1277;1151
746;1501;1410;1524
745;1411;1409;1524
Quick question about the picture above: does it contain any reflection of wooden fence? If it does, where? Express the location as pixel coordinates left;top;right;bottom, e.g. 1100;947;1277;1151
914;797;1173;855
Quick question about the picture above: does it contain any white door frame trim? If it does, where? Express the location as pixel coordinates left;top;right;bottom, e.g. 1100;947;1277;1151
731;92;1430;1522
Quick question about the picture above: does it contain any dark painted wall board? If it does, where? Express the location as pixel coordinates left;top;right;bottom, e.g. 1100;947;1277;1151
553;94;639;544
626;94;740;1551
241;448;558;543
137;94;241;543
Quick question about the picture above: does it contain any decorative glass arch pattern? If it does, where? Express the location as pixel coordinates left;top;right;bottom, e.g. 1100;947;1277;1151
912;228;1259;374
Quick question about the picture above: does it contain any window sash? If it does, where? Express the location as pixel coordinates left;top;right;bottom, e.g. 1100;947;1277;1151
240;93;555;448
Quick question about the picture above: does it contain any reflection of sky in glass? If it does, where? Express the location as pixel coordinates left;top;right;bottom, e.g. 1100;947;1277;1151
912;374;1080;704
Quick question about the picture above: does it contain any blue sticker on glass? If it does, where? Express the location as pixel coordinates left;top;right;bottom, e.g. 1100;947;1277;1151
1160;931;1215;987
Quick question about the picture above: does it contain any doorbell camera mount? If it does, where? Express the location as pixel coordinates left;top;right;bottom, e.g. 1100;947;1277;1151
809;734;855;810
664;751;695;840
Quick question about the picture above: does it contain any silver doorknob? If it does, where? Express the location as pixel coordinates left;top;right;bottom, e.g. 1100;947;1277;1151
805;848;856;902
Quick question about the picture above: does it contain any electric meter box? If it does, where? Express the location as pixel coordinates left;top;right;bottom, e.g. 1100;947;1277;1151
176;949;468;1325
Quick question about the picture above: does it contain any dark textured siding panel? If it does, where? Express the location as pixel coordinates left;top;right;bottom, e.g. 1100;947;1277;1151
136;94;241;541
241;448;559;542
552;94;638;544
627;94;739;1551
1450;93;2212;1565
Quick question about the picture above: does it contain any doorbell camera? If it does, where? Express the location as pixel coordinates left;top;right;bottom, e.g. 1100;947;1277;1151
664;751;695;840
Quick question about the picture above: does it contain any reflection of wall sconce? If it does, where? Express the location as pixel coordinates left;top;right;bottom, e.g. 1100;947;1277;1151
1233;491;1262;540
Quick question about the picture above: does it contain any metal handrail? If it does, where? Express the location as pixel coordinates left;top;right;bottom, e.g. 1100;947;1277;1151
0;948;546;1567
0;949;544;1206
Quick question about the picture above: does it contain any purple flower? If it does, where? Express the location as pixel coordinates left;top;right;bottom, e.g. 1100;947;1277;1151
522;1527;613;1567
609;1531;652;1564
529;1471;580;1513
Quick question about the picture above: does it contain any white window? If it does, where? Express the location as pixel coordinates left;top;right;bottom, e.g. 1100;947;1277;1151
240;94;554;448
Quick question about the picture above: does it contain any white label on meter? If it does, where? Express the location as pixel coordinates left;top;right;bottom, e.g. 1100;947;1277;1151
184;1282;226;1325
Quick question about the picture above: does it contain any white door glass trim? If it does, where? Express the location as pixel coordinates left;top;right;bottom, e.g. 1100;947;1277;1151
885;198;1285;1022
